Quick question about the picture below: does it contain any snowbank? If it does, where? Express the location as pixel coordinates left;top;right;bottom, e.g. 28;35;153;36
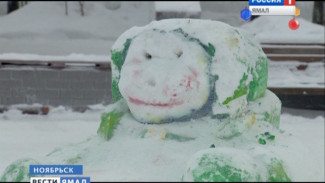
240;16;325;44
0;1;153;55
0;105;323;181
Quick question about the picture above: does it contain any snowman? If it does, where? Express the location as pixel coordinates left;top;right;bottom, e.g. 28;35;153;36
1;19;290;182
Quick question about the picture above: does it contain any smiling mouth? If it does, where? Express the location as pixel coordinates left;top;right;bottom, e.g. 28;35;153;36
128;96;184;107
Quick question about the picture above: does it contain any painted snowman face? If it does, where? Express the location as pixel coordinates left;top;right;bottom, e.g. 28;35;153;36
118;30;211;123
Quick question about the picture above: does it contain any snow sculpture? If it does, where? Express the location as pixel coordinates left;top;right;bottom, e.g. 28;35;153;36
1;19;289;182
99;19;288;181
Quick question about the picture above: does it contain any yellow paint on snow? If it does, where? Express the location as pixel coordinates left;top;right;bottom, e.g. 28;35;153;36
246;114;256;126
160;129;167;140
147;129;154;137
197;54;208;65
148;114;161;124
225;36;239;49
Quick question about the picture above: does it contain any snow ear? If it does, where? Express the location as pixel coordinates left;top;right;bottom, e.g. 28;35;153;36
111;38;132;102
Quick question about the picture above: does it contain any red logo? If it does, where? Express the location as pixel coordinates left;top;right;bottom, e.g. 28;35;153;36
284;0;295;6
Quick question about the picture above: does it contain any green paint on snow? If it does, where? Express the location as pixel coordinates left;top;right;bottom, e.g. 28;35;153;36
269;108;281;128
256;132;276;145
258;138;266;145
248;56;268;101
268;135;275;141
111;78;123;102
97;110;124;141
191;154;257;182
264;112;270;121
202;43;215;57
268;158;291;182
45;147;61;157
235;54;248;66
97;99;128;141
264;108;281;128
165;132;195;142
222;73;248;105
0;158;39;182
111;38;132;102
65;155;82;164
111;39;132;73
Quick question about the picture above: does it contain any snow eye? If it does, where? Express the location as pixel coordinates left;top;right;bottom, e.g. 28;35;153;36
145;53;152;59
175;51;183;58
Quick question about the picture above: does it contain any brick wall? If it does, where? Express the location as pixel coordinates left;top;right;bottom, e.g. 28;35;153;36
0;65;112;111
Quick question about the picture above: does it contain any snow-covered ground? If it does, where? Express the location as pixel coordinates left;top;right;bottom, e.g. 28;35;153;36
0;105;323;181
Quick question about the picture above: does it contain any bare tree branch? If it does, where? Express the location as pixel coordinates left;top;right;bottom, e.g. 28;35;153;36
65;1;68;16
79;1;84;16
312;1;324;25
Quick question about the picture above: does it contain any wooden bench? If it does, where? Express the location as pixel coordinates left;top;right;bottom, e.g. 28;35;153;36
0;42;323;110
262;43;325;62
0;59;111;70
262;43;325;110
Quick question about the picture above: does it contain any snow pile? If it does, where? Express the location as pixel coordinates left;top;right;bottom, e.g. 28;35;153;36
0;105;323;181
240;16;325;43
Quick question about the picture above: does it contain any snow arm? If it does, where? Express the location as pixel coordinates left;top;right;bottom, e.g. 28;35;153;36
97;99;129;140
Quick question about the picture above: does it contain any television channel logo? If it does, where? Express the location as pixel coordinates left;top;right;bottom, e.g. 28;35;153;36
29;165;90;183
249;0;297;16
